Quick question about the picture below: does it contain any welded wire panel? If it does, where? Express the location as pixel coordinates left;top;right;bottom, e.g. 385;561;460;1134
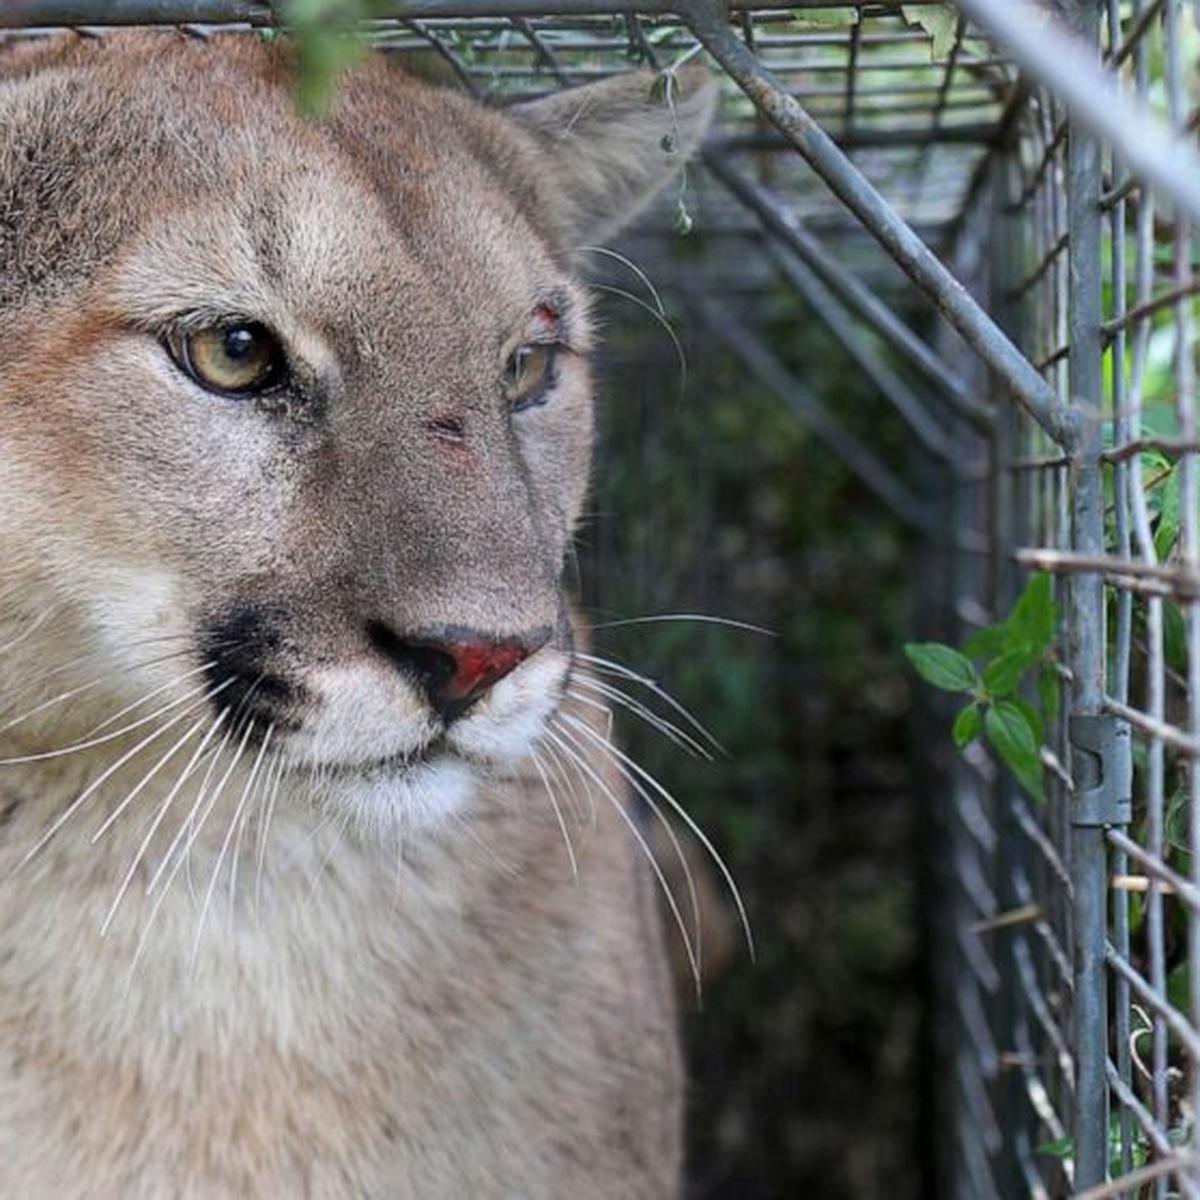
0;4;1016;301
3;1;1199;1196
996;1;1200;1195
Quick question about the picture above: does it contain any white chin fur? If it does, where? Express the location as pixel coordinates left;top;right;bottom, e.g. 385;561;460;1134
313;756;477;837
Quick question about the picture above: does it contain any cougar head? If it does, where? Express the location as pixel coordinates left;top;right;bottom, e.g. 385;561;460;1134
0;34;715;836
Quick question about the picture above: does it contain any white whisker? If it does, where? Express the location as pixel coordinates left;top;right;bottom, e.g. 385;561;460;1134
590;613;775;636
571;650;724;755
229;730;276;935
0;676;222;767
98;712;229;937
90;717;207;845
253;750;287;917
542;735;596;828
124;715;242;986
589;281;687;386
188;723;272;973
569;677;711;761
78;660;218;740
0;603;61;655
531;747;578;878
559;711;754;961
553;716;702;977
577;244;666;315
543;724;700;997
16;680;233;868
145;716;236;896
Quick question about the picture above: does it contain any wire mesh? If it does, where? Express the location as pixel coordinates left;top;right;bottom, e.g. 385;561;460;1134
3;1;1200;1196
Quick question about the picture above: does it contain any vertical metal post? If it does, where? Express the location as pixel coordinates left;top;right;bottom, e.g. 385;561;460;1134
989;145;1028;1200
1105;0;1135;1182
1064;1;1109;1189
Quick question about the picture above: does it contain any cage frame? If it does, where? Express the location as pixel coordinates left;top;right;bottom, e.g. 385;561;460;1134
4;1;1200;1195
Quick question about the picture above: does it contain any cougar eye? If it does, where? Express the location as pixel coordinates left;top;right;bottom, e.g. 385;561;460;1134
168;322;286;396
503;343;557;412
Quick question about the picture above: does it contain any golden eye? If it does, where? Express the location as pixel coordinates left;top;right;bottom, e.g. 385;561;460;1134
171;323;286;396
504;343;557;412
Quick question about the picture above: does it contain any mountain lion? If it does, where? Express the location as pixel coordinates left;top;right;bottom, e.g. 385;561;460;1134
0;30;716;1199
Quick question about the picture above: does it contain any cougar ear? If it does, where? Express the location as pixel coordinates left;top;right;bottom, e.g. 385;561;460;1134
509;65;718;248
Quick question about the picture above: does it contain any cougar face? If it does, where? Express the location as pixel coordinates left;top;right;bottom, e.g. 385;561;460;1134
0;33;715;837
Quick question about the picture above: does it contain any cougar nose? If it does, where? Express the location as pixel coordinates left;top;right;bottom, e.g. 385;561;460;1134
367;623;550;721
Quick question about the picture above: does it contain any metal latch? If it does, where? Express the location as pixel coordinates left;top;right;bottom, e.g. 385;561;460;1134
1069;714;1132;827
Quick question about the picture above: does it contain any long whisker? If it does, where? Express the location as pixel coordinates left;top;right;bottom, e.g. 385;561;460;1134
576;244;666;315
590;613;776;636
123;715;242;986
0;676;221;767
542;734;596;828
15;680;233;867
98;711;229;937
188;722;272;973
553;715;702;977
569;677;711;761
0;603;61;655
77;660;219;740
87;715;207;846
530;747;578;878
0;634;224;731
589;281;687;386
254;750;287;917
229;734;278;933
560;711;754;961
572;650;724;755
145;716;236;896
305;804;353;902
543;724;700;997
0;641;214;737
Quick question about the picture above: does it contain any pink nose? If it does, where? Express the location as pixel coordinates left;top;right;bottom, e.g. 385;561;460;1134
441;640;532;702
366;623;551;721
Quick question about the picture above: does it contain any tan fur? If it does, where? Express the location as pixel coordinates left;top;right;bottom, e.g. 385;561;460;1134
0;33;716;1198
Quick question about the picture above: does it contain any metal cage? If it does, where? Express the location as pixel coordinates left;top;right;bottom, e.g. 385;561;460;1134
5;1;1200;1195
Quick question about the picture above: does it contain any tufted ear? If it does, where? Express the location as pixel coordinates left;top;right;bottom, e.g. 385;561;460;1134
508;65;718;248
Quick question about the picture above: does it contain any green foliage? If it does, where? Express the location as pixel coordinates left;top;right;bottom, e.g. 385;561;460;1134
904;573;1058;802
952;703;982;750
900;4;960;60
902;643;975;692
1037;1113;1151;1178
985;702;1044;803
281;0;389;113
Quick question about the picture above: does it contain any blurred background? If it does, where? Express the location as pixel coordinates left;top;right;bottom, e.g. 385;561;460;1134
580;263;927;1199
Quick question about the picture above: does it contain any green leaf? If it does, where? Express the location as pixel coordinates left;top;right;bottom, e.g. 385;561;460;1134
1008;573;1056;656
1037;665;1061;727
1154;467;1180;561
282;0;383;114
904;643;976;692
986;700;1045;801
1013;697;1044;745
790;7;859;30
1036;1136;1074;1159
1168;962;1190;1013
901;3;960;60
952;703;983;749
983;649;1031;698
963;622;1008;661
1165;601;1187;671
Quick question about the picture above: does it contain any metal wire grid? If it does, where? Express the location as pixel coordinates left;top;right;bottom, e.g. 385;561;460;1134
5;1;1200;1196
976;4;1200;1195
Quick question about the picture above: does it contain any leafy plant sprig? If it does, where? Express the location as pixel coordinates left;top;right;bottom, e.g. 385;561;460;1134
904;574;1060;802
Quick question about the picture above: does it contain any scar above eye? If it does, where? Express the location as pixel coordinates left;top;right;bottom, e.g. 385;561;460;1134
426;413;467;442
